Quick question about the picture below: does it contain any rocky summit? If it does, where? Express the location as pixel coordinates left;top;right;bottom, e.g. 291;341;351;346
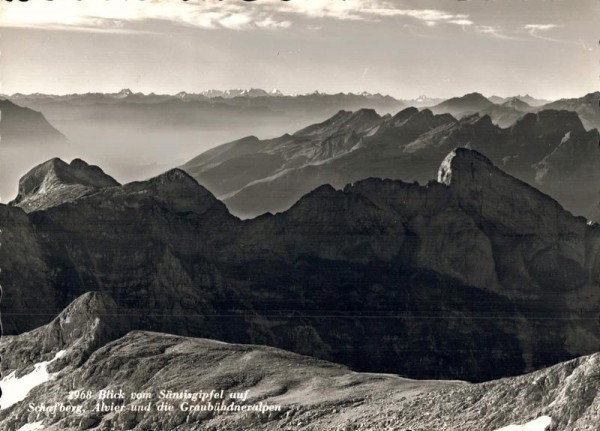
0;292;598;431
9;158;120;212
2;148;600;383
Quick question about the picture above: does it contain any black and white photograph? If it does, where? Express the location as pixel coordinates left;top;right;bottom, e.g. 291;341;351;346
1;0;599;429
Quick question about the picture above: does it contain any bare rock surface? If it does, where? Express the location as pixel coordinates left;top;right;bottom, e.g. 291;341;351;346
9;158;119;213
1;293;598;431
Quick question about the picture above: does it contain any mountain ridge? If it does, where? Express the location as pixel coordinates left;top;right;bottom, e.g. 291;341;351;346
182;106;599;219
3;149;600;383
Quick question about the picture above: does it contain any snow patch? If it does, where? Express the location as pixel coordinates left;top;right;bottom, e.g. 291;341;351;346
494;415;552;431
17;421;45;431
437;150;457;185
0;350;65;410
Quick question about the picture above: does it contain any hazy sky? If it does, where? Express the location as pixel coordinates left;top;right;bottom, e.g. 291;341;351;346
1;0;599;99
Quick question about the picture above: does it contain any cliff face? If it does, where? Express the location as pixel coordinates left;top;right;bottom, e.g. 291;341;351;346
0;205;55;333
2;150;600;382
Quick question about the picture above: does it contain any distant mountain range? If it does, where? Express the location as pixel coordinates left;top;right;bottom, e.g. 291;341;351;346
0;91;407;195
542;91;600;130
2;90;597;207
7;89;405;114
6;89;593;137
0;99;71;203
2;289;597;430
430;92;599;128
489;94;551;106
3;148;600;384
182;105;599;220
430;92;496;118
0;99;67;145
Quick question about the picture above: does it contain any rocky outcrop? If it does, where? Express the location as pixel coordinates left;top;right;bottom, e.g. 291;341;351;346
0;292;127;375
541;91;600;130
9;158;120;212
3;151;600;382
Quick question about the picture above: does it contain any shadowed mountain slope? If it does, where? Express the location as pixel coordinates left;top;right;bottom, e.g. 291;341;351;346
2;149;600;383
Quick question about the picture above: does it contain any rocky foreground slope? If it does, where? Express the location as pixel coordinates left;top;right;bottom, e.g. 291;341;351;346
2;148;600;383
0;292;598;431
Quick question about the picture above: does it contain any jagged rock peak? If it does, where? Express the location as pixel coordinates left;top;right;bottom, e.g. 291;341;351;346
125;168;216;199
437;148;493;186
460;113;494;126
0;292;126;374
392;106;419;120
15;157;118;195
57;291;117;320
45;291;129;364
121;168;233;217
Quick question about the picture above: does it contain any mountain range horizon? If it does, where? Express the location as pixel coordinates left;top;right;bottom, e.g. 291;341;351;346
3;87;556;104
2;89;598;205
2;86;587;103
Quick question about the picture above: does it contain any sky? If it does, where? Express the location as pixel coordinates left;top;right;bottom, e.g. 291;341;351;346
0;0;599;100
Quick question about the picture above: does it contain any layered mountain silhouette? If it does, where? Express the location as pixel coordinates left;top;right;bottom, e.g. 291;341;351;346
476;97;535;127
1;91;407;197
0;99;67;146
430;92;495;118
4;90;595;208
542;91;600;130
489;94;550;107
0;99;72;208
182;106;600;219
3;148;600;383
9;90;405;132
2;290;597;430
